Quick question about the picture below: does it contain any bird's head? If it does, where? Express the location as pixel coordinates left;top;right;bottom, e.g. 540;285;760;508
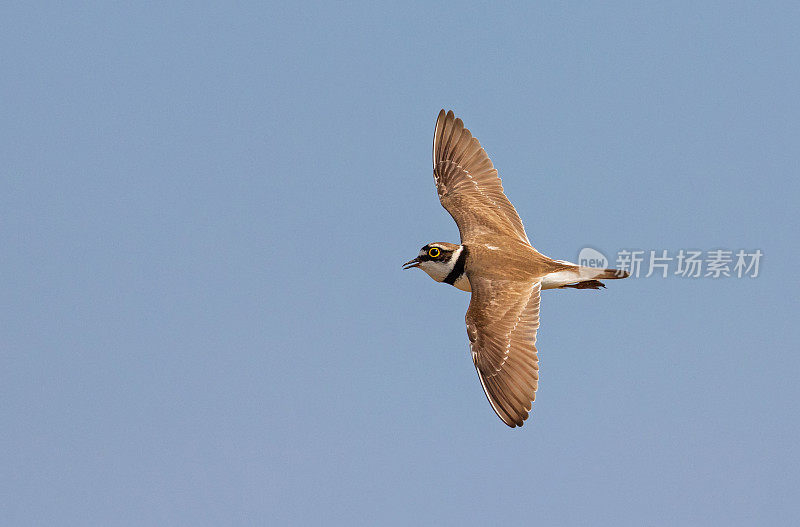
403;242;463;283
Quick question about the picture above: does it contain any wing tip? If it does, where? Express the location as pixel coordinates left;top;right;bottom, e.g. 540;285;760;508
474;361;532;428
434;109;473;165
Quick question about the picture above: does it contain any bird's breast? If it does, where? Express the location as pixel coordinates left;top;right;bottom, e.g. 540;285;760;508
453;273;471;292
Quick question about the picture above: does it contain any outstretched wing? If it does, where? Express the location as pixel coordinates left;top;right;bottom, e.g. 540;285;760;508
466;276;541;427
433;109;530;245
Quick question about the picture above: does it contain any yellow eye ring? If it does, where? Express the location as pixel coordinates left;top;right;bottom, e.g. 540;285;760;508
428;247;441;258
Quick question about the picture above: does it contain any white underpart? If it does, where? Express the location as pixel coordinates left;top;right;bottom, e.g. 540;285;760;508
541;263;608;289
485;245;499;250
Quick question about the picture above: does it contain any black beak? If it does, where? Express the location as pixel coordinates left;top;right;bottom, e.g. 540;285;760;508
402;257;421;270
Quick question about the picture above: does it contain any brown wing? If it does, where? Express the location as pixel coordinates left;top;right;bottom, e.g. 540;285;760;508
433;109;531;245
465;276;541;427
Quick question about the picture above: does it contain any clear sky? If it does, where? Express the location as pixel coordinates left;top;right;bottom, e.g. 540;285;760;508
2;2;798;525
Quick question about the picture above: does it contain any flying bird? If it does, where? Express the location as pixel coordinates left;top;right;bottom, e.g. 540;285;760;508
403;110;629;427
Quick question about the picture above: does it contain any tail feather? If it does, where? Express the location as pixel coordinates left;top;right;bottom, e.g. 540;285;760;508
595;267;630;280
542;263;630;290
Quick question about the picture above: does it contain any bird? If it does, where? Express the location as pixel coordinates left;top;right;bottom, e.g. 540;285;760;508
403;110;629;427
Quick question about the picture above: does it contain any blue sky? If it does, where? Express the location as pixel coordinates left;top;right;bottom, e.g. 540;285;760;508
2;2;798;525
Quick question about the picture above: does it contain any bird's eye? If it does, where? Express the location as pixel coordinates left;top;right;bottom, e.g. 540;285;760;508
428;247;441;258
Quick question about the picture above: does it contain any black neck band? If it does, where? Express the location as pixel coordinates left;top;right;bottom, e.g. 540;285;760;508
443;246;468;285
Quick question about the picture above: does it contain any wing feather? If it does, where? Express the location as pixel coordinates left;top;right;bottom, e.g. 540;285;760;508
433;110;531;245
466;277;542;427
